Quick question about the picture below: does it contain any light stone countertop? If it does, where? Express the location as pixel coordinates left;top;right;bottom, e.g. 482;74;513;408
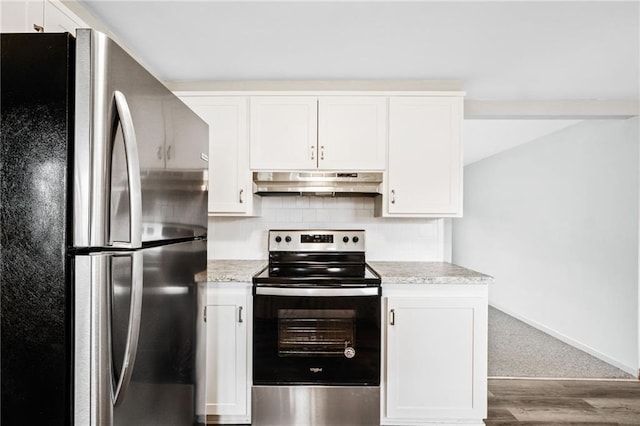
368;261;492;284
195;260;266;283
196;260;491;285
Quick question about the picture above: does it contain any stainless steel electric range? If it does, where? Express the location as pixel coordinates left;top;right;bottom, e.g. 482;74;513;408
252;229;381;426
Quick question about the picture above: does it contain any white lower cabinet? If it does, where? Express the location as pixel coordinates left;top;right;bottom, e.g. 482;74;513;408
382;285;488;425
198;284;252;424
198;283;486;425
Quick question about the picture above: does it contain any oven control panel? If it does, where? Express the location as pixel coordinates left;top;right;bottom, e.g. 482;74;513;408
301;234;333;244
269;229;365;252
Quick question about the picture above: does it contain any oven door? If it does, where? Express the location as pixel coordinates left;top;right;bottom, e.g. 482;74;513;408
253;287;381;386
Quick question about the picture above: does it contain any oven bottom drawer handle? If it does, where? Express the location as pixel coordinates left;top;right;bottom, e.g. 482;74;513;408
255;287;380;297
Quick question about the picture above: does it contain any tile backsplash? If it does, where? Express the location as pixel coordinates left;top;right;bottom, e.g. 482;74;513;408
208;196;448;261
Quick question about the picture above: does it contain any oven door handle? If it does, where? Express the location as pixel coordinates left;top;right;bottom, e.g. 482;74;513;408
255;287;380;297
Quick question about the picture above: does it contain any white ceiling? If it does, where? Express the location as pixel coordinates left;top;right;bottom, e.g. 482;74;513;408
76;0;638;163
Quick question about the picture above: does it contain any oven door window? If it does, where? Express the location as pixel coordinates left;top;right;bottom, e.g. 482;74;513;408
253;295;380;386
278;309;355;357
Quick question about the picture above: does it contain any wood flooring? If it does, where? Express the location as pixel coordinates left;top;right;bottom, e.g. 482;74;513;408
487;378;640;425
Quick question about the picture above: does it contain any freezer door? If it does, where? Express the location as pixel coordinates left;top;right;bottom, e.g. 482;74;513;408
74;239;206;426
74;29;208;249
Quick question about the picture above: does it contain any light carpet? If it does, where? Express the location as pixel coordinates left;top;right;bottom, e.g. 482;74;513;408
488;306;635;379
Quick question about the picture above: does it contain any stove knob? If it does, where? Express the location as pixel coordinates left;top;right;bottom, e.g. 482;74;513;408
275;236;282;243
352;236;359;243
343;236;349;243
285;235;292;243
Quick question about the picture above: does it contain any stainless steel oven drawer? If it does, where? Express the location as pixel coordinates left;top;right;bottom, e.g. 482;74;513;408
252;385;380;426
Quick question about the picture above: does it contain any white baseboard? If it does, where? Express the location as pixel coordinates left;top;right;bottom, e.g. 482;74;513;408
489;302;637;377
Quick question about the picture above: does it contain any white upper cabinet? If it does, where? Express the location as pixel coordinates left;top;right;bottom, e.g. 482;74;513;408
135;97;168;170
180;96;258;216
1;0;43;32
385;96;463;217
317;96;387;170
250;95;387;171
43;0;88;33
1;0;88;33
135;97;207;171
164;100;210;170
176;89;463;218
250;96;318;170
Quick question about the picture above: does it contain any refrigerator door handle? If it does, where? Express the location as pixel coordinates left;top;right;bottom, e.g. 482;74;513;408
112;91;142;249
112;251;144;407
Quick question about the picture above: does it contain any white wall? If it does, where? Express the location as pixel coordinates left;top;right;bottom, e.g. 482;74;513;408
208;196;447;262
452;118;639;374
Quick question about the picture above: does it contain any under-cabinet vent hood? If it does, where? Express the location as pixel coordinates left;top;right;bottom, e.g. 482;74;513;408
253;172;383;197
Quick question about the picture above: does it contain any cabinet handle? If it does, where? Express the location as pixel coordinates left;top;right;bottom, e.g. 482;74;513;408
320;145;325;161
310;145;315;160
238;306;244;323
239;189;244;204
390;309;395;326
33;24;44;32
157;146;163;160
391;190;396;204
166;145;172;160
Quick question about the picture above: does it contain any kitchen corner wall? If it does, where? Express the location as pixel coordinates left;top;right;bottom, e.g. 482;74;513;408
453;117;639;375
208;196;447;261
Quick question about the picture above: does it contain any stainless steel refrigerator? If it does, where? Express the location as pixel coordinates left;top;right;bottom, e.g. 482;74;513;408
1;30;208;425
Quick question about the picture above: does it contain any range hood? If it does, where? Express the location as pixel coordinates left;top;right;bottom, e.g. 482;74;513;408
253;171;383;197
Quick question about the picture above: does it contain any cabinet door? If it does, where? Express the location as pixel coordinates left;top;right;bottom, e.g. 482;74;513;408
0;0;44;32
162;98;209;171
181;97;252;214
318;96;387;170
250;96;318;170
385;296;487;422
387;97;463;216
134;96;166;170
205;295;248;417
43;0;88;32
